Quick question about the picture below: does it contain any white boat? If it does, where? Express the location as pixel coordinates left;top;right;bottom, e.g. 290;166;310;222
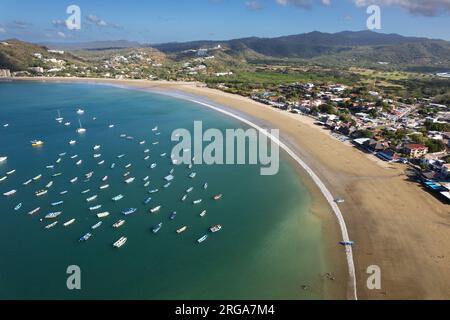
76;108;85;115
69;140;76;145
45;211;62;219
33;174;42;181
203;183;208;189
76;159;83;166
85;172;94;179
93;154;101;158
0;176;7;182
149;189;159;194
209;224;222;233
70;155;78;159
139;140;146;145
144;149;150;153
117;154;125;158
176;226;187;234
152;126;158;131
91;221;102;229
102;176;108;182
152;142;159;145
164;174;174;182
144;155;150;161
56;157;62;163
99;184;109;190
193;199;202;205
86;195;98;202
150;205;161;213
3;189;16;196
31;140;44;147
0;156;7;162
45;221;58;229
144;181;150;187
113;220;125;228
93;145;101;151
109;124;115;128
200;210;207;217
186;187;194;193
143;176;149;182
123;172;130;177
97;212;110;218
28;207;40;215
197;235;208;243
112;194;124;201
46;165;55;169
113;236;127;248
59;152;67;157
120;134;126;138
23;179;32;185
98;160;105;165
81;189;90;194
181;194;187;201
6;169;15;175
70;177;78;183
55;110;63;123
35;189;47;197
60;190;68;195
45;181;54;188
77;119;86;134
150;163;157;169
125;163;132;169
189;172;197;179
163;182;171;188
63;219;76;227
125;177;135;184
64;122;71;126
3;124;9;127
89;205;102;211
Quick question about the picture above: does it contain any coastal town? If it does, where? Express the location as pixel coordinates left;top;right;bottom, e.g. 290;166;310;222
1;41;449;205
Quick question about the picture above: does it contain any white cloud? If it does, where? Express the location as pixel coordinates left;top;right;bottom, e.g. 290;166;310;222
57;31;66;38
0;27;6;33
276;0;312;8
246;1;263;10
321;0;331;5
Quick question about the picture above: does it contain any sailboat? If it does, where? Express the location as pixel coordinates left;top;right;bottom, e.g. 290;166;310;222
77;119;86;134
55;110;64;123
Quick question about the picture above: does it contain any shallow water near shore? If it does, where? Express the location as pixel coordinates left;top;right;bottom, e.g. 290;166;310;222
0;82;330;299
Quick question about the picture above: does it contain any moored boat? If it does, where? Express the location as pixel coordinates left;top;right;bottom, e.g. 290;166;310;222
6;169;16;175
70;177;78;183
152;223;162;234
0;176;7;182
45;221;58;229
63;219;76;227
200;210;207;217
86;195;98;202
150;205;161;213
170;211;177;220
31;140;44;147
186;187;194;193
113;220;125;228
197;235;208;243
189;172;196;179
164;174;174;182
112;194;124;201
176;226;187;234
209;224;222;233
99;184;109;190
113;236;127;248
79;233;92;242
181;194;187;202
45;211;62;219
14;203;22;211
193;199;202;205
91;221;102;230
35;189;47;197
124;177;135;184
28;207;40;215
144;196;152;204
213;194;223;201
4;189;17;197
89;205;102;211
0;156;8;162
33;174;42;181
23;179;32;185
148;189;159;194
51;200;64;207
45;181;54;188
97;212;110;218
122;208;137;216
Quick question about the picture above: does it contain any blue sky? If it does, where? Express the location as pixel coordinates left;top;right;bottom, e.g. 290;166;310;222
0;0;449;43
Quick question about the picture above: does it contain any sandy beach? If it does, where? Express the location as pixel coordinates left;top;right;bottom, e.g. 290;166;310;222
10;77;450;300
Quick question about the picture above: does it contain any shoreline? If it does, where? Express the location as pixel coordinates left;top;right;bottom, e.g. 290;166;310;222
7;77;450;300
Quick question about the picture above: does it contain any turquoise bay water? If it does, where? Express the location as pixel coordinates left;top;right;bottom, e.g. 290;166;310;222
0;82;327;299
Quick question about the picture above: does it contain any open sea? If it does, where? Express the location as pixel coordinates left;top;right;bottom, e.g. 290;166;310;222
0;82;329;299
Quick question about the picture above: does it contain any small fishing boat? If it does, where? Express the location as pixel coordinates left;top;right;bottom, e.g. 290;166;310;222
144;149;150;153
213;194;223;201
120;134;126;138
203;183;208;189
60;190;68;195
163;182;171;188
112;194;124;201
170;212;177;220
98;160;105;165
69;140;76;145
169;168;175;174
113;236;127;248
97;212;110;218
122;208;137;216
149;189;159;194
109;124;114;128
144;155;150;161
125;177;135;184
56;158;62;163
23;179;32;185
33;174;42;181
86;195;98;202
89;205;102;211
31;140;44;147
186;187;194;193
14;203;22;211
77;119;86;134
52;172;62;177
45;221;58;229
46;165;55;169
152;126;158;131
181;194;187;202
99;184;109;190
152;223;162;234
63;219;76;227
85;172;94;179
51;200;64;207
164;174;174;182
3;124;9;127
76;108;85;115
0;176;7;182
200;210;207;217
125;163;132;169
79;233;92;242
209;224;222;233
81;189;90;194
3;189;16;197
150;205;161;213
193;199;202;205
113;220;125;228
0;156;7;162
55;110;64;123
144;197;152;204
123;171;130;177
117;154;125;158
110;163;116;169
176;226;187;234
93;154;101;158
35;189;47;197
93;145;101;151
64;122;71;126
139;140;146;145
6;169;16;175
143;176;149;182
126;136;134;140
70;154;78;159
91;221;102;229
150;163;157;169
144;181;150;187
197;235;208;243
59;152;67;157
189;172;197;179
102;176;108;182
160;153;167;157
70;177;78;183
76;160;83;166
28;207;40;215
45;211;62;219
